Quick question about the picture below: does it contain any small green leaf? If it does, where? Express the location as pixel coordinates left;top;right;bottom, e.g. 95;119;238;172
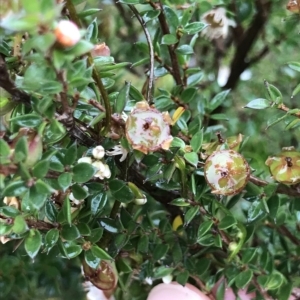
184;152;198;167
61;224;80;241
287;61;300;72
187;72;203;86
1;206;20;217
184;206;199;225
197;220;214;239
64;142;78;166
32;160;50;178
218;216;237;230
62;196;72;226
78;8;101;17
29;185;47;209
161;34;178;45
183;22;207;34
12;215;28;234
176;270;189;286
65;40;94;57
73;163;97;183
153;266;174;279
137;235;149;253
72;184;89;200
115;81;130;114
153;244;169;260
85;249;101;269
10;114;42;127
235;269;253;289
45;228;59;252
190;129;203;153
90;192;107;215
109;179;134;203
58;173;72;192
209;89;230;111
176;44;194;55
3;180;28;197
244;98;270;109
25;229;42;259
14;136;28;163
99;218;119;233
0;139;10;157
169;198;189;206
91;245;113;260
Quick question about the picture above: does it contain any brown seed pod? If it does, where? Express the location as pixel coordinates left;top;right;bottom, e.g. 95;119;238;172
204;150;250;195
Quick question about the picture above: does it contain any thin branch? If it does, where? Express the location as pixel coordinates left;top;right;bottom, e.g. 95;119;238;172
128;5;154;103
149;0;183;86
277;103;300;118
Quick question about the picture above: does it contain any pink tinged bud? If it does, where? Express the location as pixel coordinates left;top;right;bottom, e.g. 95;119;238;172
91;43;111;57
26;133;43;167
54;20;81;48
126;101;173;154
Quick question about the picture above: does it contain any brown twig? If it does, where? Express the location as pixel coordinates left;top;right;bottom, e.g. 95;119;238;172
149;0;183;86
277;103;300;118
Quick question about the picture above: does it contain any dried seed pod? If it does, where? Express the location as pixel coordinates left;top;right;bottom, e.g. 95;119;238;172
82;260;117;295
265;147;300;185
204;150;250;195
125;101;173;154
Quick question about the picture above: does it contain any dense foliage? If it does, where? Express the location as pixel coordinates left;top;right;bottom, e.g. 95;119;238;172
0;0;300;299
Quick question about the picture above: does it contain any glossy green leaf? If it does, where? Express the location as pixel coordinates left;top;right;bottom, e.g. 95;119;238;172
62;196;72;226
64;142;78;166
183;22;206;34
244;98;270;109
197;220;214;239
90;192;107;215
3;180;28;197
32;160;50;178
115;81;130;114
14;136;28;163
85;249;101;269
109;179;134;203
91;245;113;260
12;215;28;234
209;89;231;111
137;235;149;253
61;224;80;241
190;129;203;153
235;269;253;289
25;229;42;259
184;152;198;167
161;34;178;45
58;173;72;192
0;139;10;157
218;216;237;230
153;244;169;260
45;228;59;252
73;163;96;183
184;206;199;225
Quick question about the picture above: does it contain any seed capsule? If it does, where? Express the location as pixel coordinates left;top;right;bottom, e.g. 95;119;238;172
204;150;250;195
265;148;300;185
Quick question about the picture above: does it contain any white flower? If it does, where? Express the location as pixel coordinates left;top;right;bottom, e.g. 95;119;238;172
106;145;128;162
162;274;173;284
93;161;111;179
201;7;236;40
78;156;92;164
145;277;153;285
92;145;105;160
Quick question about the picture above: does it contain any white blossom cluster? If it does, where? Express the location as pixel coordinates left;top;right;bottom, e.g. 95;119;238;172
78;145;111;180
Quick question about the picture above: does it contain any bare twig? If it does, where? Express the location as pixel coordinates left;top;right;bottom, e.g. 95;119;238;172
149;0;183;86
128;5;154;103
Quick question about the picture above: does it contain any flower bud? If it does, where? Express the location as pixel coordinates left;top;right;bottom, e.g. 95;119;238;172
92;145;105;160
134;195;147;205
54;20;81;48
78;157;92;164
91;42;111;57
0;236;11;244
162;274;173;284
